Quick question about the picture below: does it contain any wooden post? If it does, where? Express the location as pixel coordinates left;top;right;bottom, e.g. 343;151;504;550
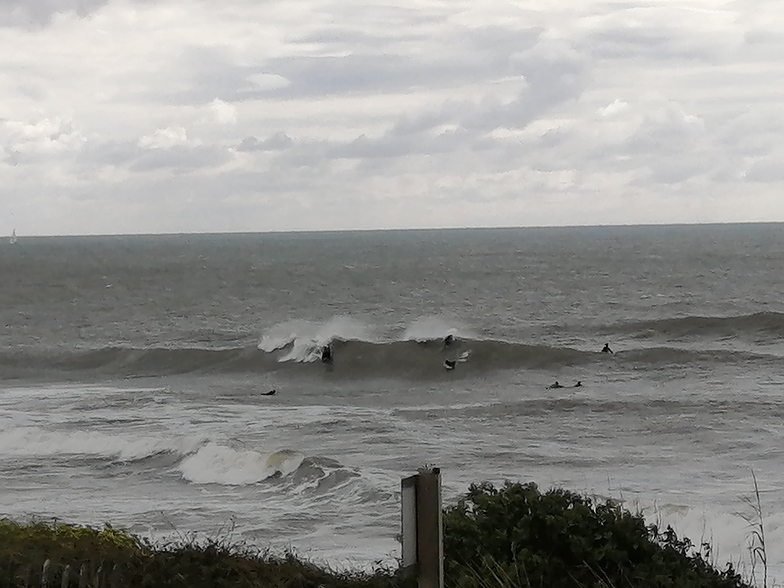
401;467;443;588
401;475;418;577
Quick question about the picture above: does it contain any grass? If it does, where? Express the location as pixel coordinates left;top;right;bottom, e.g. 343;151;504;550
739;471;769;588
0;519;406;588
0;481;760;588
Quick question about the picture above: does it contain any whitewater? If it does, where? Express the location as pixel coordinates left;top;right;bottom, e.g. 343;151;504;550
1;225;783;581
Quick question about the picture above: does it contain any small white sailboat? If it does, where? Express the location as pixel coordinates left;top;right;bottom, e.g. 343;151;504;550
9;228;17;245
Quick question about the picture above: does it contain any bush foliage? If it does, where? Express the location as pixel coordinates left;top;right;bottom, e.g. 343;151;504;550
442;481;750;588
0;482;754;588
0;518;402;588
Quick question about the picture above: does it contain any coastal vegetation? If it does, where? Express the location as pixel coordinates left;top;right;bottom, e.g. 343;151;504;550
0;482;754;588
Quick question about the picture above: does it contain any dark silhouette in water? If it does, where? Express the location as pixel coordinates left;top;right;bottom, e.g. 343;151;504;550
321;344;333;364
444;359;457;371
262;389;276;396
547;381;564;389
573;381;582;387
443;334;455;347
601;343;614;354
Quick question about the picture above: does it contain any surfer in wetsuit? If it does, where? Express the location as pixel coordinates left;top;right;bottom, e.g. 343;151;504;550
262;389;276;396
444;359;457;371
321;344;333;364
573;381;582;388
547;381;564;389
601;343;614;354
443;334;455;347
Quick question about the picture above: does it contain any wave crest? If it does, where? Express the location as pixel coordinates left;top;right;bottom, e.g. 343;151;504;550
3;311;782;380
258;317;377;362
176;444;365;494
178;444;305;485
402;316;476;342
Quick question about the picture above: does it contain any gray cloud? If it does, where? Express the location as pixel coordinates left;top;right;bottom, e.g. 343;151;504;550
76;138;231;174
0;0;106;26
77;140;139;168
263;26;542;99
2;0;783;235
236;133;294;152
0;0;152;27
583;27;726;62
130;145;230;173
743;155;784;183
150;25;542;105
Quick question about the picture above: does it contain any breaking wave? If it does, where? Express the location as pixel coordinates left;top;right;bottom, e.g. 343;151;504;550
1;311;781;380
0;339;776;380
0;425;382;504
258;316;377;362
177;443;364;496
178;444;306;485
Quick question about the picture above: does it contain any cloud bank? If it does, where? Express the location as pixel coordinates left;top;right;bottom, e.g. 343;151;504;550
1;0;783;235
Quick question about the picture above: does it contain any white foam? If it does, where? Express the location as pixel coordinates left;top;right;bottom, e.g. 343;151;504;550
178;443;304;485
0;426;201;461
257;319;315;352
258;316;376;362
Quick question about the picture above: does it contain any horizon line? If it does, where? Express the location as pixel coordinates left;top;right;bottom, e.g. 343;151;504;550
6;219;783;239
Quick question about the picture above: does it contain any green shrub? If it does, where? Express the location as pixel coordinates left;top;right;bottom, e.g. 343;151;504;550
442;482;749;588
0;519;404;588
0;482;754;588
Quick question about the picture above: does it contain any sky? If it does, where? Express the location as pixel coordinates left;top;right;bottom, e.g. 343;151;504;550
1;0;783;235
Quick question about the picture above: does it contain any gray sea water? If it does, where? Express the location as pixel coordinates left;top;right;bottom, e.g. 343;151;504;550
1;224;784;579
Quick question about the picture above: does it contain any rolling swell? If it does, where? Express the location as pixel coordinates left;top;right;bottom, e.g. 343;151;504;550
0;346;269;379
615;311;784;340
0;338;775;380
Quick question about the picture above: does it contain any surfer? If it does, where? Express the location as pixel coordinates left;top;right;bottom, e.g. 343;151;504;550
321;344;333;364
262;389;276;396
573;381;582;388
547;381;564;389
443;334;455;347
601;343;614;354
444;359;457;371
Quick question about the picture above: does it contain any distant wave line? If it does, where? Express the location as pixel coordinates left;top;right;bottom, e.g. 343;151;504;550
0;339;776;380
612;311;784;339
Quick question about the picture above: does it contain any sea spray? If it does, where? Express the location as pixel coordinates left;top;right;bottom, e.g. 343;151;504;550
259;316;377;362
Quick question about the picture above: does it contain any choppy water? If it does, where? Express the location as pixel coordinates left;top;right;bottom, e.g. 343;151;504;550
2;225;784;578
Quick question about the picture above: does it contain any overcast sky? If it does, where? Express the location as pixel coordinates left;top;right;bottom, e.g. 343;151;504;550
1;0;783;235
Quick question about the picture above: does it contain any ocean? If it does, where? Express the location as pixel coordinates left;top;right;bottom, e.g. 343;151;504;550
1;224;783;579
